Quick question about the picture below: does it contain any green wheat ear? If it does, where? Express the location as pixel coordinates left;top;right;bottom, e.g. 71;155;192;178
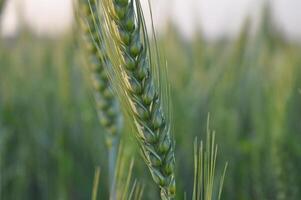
77;0;123;198
95;0;176;199
192;117;227;200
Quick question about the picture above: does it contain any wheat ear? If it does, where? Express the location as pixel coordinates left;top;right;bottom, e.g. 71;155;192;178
77;0;122;198
99;0;176;199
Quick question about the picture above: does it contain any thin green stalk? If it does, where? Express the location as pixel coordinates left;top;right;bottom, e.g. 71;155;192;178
77;0;122;199
99;0;176;199
109;140;117;200
91;167;101;200
90;142;144;200
114;144;144;200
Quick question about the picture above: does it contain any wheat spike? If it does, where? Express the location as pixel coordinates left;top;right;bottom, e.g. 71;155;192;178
97;0;176;199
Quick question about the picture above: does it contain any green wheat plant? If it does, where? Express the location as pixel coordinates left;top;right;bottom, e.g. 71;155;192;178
77;0;123;198
89;0;176;199
77;0;228;199
191;118;227;200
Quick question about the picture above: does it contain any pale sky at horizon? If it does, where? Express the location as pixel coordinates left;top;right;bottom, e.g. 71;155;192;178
1;0;301;40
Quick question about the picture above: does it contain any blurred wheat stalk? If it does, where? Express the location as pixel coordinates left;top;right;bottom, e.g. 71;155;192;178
77;0;123;198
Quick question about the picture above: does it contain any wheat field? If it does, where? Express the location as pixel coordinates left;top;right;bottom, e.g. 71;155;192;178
0;1;301;200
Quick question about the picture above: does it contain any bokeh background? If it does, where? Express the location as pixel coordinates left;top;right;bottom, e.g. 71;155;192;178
2;0;301;40
0;0;301;199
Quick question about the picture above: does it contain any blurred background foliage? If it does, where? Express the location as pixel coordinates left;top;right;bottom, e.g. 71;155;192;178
0;4;301;200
